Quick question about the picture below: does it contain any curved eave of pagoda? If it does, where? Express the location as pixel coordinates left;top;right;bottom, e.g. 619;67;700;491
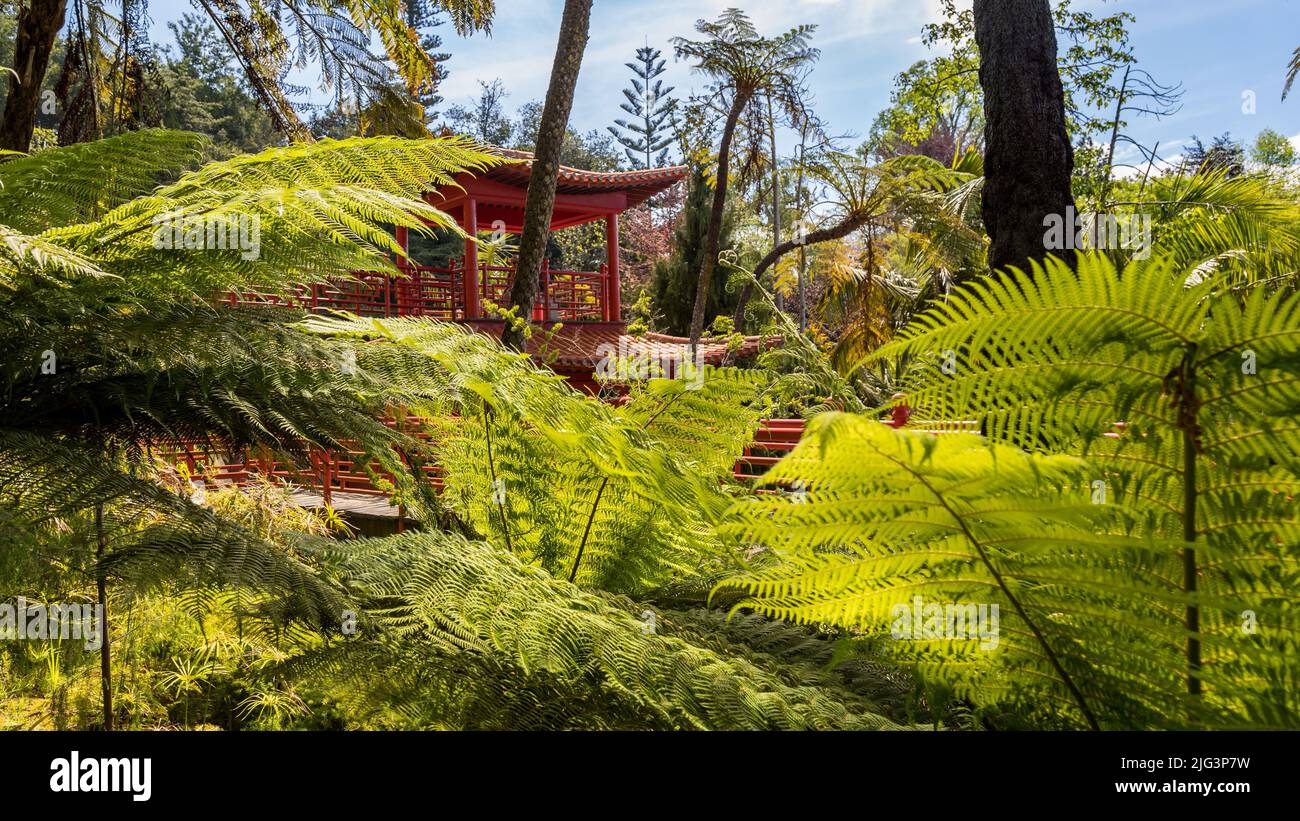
426;146;687;232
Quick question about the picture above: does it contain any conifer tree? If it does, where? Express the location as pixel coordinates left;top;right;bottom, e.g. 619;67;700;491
652;165;736;335
608;45;677;168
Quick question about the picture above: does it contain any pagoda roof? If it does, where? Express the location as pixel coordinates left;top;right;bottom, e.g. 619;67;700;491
480;148;687;209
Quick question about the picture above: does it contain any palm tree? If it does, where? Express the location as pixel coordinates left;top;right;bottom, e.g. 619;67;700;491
500;0;592;350
671;9;818;347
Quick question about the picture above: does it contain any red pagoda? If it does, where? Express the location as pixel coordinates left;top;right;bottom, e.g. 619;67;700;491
231;148;774;392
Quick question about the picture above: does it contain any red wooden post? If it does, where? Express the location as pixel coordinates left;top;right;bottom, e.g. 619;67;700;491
534;259;548;321
315;447;333;507
605;213;620;322
463;199;480;318
395;225;409;271
394;225;409;316
889;393;911;428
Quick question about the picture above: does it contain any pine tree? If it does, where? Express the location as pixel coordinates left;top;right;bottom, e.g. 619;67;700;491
652;165;737;335
405;1;454;122
607;45;677;169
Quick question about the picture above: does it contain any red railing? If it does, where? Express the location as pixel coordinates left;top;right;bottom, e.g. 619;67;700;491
172;405;995;516
223;260;608;322
169;416;442;520
172;380;1010;517
173;417;805;519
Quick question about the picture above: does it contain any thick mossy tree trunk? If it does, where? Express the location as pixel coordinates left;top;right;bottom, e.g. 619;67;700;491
501;0;593;350
973;0;1076;273
687;91;748;348
1;0;69;153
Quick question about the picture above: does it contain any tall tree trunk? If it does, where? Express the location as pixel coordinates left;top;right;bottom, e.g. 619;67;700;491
688;90;748;348
766;94;782;315
94;503;113;731
500;0;593;350
1;0;69;153
973;0;1076;273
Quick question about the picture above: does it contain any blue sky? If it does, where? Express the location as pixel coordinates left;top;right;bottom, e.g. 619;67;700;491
146;0;1300;166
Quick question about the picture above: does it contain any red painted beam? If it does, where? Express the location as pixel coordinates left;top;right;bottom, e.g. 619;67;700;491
605;213;620;322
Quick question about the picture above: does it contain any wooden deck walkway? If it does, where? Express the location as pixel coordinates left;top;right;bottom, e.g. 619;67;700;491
287;489;411;520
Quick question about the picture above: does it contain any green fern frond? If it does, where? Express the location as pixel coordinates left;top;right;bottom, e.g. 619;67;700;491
305;315;772;595
718;413;1209;729
851;251;1300;728
0;130;208;234
309;528;905;730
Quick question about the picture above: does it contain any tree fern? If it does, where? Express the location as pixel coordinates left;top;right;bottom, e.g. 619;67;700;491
304;315;773;595
0;134;502;634
819;251;1300;728
0;130;209;234
4;134;505;314
718;413;1210;729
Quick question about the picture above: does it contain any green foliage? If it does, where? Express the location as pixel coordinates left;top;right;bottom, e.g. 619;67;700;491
653;165;739;335
0;475;339;730
1181;133;1246;179
867;53;981;162
801;251;1300;729
302;315;771;595
154;15;278;154
720;414;1191;730
291;528;905;730
0;129;207;234
898;0;1134;145
1131;167;1300;291
671;9;819;114
0;132;503;628
608;45;678;168
1250;128;1297;168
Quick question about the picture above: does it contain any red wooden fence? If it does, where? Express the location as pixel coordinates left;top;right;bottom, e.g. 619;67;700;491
223;260;609;322
172;403;988;518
